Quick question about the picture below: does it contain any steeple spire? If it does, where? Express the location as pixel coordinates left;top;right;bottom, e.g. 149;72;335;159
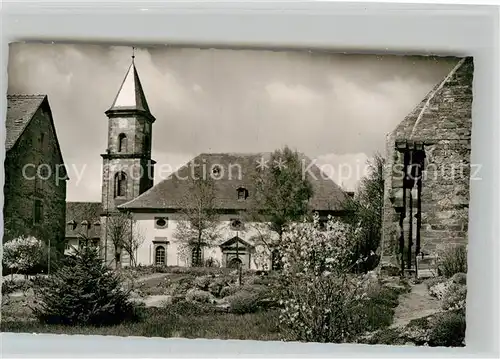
107;48;151;113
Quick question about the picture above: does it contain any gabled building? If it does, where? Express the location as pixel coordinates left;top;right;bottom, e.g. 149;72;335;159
380;57;473;277
4;94;68;252
64;202;102;255
117;152;348;269
94;56;350;270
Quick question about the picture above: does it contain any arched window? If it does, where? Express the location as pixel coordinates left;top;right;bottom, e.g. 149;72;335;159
237;187;248;200
118;133;127;152
114;172;127;197
155;246;166;265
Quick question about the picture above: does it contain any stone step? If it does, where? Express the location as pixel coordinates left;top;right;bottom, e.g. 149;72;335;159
417;268;438;279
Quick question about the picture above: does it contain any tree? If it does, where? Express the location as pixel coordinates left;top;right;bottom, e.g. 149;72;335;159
343;152;385;272
3;236;45;278
106;212;144;268
278;214;368;343
121;220;145;267
248;146;314;268
173;165;220;267
32;238;140;326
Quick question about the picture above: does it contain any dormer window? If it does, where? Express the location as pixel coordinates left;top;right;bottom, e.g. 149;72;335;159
118;133;127;152
237;187;249;200
93;220;101;227
80;220;91;230
67;220;77;231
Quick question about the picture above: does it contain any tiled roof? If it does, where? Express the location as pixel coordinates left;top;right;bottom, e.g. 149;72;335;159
65;202;102;239
393;57;473;142
119;152;348;212
5;94;46;150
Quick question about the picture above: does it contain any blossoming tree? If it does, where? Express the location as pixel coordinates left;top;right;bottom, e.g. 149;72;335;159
278;214;369;343
3;236;45;278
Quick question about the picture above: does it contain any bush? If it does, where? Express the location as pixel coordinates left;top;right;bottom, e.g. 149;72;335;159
429;284;449;300
1;279;29;295
165;299;218;316
193;275;212;291
428;310;466;347
442;283;466;311
226;290;262;314
362;286;401;331
185;289;216;304
438;245;467;278
278;215;368;343
32;241;140;326
3;236;45;276
219;285;240;298
451;272;467;285
207;277;230;297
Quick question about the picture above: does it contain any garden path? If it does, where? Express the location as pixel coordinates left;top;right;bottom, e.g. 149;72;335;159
135;272;170;283
391;282;442;328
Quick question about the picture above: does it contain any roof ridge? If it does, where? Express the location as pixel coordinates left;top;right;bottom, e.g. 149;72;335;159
7;94;47;98
410;58;466;139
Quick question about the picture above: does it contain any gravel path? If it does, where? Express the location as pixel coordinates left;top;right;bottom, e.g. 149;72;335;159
391;282;442;328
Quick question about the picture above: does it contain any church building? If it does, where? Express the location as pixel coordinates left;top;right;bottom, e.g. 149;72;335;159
66;55;349;270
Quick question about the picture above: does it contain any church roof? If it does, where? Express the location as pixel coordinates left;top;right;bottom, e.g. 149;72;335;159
5;94;46;150
392;57;473;142
118;152;348;212
107;61;151;113
65;202;102;239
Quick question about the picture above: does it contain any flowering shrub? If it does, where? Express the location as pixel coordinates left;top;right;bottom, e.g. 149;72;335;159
442;283;466;311
3;236;45;275
185;288;216;304
278;214;369;343
428;281;450;300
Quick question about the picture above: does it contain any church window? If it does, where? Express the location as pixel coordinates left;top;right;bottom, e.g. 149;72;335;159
114;172;127;197
118;133;127;152
155;246;166;265
230;218;243;231
212;166;221;175
237;187;248;200
155;217;168;229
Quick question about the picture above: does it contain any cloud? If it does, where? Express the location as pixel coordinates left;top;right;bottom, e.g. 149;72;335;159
315;153;370;191
265;82;321;105
7;44;458;200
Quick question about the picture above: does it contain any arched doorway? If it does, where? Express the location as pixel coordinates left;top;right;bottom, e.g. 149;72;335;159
228;257;242;269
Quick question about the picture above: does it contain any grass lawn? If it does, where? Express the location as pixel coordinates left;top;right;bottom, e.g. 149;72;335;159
1;304;283;341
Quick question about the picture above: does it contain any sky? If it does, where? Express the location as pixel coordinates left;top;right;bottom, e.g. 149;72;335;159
7;43;458;201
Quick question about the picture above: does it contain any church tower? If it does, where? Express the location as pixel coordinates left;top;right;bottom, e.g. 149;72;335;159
101;52;156;214
100;51;156;266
